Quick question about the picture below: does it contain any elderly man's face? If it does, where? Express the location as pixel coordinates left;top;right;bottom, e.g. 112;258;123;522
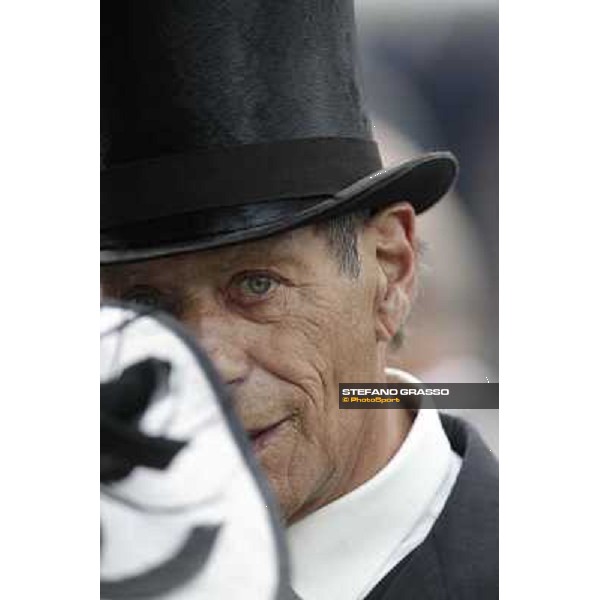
101;205;416;523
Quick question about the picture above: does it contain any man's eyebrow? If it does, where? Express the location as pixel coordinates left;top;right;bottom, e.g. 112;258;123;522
211;242;305;273
100;266;155;287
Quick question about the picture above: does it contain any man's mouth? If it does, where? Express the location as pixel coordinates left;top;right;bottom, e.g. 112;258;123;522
247;416;290;454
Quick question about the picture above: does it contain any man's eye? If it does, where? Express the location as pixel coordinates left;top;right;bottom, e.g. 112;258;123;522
122;287;171;312
236;274;279;298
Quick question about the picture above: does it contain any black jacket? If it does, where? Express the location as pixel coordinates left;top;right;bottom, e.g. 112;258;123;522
364;414;499;600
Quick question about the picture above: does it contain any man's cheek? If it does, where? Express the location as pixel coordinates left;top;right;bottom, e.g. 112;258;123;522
254;340;332;407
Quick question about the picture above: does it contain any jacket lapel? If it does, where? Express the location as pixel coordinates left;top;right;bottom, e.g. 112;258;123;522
364;414;498;600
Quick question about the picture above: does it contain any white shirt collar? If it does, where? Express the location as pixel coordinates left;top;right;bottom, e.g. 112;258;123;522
286;369;458;600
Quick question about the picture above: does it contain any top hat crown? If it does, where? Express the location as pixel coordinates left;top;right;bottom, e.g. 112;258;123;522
101;0;457;264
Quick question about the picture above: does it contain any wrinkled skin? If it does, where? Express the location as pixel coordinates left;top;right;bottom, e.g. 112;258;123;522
101;203;417;524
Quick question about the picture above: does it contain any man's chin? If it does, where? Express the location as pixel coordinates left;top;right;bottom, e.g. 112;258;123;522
255;449;334;525
248;423;303;521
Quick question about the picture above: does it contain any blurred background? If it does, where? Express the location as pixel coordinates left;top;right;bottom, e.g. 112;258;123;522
355;0;498;453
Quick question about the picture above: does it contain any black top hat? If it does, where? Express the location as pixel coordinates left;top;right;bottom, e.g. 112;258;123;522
101;0;458;264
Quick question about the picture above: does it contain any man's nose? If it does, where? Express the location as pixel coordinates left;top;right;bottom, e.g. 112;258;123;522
191;317;251;386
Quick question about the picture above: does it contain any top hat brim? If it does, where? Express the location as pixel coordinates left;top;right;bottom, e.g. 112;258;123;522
100;152;457;265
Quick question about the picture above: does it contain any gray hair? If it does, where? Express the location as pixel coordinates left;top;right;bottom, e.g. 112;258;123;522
314;208;426;347
314;208;372;278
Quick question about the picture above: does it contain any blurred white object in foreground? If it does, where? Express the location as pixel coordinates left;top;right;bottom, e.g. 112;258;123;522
100;302;297;600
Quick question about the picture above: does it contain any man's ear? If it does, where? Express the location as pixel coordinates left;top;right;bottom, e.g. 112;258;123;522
366;202;417;343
